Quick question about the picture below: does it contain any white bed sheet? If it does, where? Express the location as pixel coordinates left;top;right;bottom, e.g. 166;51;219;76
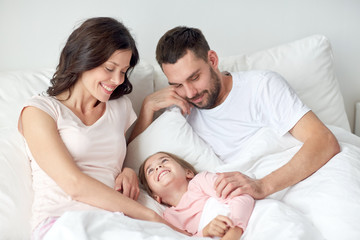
45;125;360;240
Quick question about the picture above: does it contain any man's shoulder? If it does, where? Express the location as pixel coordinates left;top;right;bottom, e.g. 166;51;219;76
232;70;280;80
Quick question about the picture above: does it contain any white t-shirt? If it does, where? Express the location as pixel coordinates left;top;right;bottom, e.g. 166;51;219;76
19;95;136;230
187;70;310;163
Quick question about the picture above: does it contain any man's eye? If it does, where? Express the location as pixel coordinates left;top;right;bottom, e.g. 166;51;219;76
192;75;199;81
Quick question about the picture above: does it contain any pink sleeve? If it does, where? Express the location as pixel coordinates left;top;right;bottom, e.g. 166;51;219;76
225;194;254;231
189;171;218;197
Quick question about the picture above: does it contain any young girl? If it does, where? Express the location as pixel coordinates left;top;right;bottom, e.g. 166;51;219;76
139;152;255;239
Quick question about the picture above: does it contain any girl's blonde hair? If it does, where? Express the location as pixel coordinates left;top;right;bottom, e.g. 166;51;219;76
138;151;198;197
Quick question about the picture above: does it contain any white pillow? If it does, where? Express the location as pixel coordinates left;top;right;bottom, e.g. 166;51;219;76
0;69;53;129
246;34;350;131
0;128;33;239
127;60;154;116
124;107;222;175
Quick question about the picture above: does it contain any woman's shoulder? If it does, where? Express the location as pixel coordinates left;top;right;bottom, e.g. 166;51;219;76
26;94;59;107
108;95;132;105
108;95;134;113
24;94;61;120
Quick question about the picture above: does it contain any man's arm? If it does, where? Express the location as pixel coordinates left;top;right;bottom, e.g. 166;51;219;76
128;86;190;142
215;111;340;199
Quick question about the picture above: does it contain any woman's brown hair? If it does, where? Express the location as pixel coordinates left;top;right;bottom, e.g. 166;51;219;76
47;17;139;100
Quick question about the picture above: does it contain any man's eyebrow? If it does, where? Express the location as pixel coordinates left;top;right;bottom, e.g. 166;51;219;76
168;69;200;85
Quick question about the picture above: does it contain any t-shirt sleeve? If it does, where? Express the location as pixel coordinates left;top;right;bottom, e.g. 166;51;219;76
226;194;254;231
256;71;310;135
18;95;58;134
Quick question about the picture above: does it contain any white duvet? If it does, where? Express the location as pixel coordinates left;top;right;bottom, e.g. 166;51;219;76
44;126;360;240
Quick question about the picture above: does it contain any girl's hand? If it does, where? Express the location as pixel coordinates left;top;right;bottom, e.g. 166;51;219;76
202;215;233;238
114;167;140;200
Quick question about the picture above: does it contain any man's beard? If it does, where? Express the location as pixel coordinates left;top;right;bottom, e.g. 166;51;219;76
187;67;221;109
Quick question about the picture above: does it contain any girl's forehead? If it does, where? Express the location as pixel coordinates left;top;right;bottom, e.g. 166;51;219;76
145;153;171;167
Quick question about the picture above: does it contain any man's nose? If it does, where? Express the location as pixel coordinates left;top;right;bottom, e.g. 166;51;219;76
184;83;196;99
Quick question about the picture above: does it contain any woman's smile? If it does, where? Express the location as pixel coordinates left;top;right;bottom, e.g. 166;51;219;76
100;82;116;94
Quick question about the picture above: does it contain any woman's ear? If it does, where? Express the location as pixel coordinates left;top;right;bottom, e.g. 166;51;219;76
208;50;219;69
186;169;195;180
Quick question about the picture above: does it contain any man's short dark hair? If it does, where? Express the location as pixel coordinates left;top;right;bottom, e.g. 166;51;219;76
155;26;210;67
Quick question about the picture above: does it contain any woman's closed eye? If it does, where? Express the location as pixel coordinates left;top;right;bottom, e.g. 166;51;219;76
105;67;114;72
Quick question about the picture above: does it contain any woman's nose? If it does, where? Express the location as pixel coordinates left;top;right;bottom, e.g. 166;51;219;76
156;165;162;171
111;74;124;85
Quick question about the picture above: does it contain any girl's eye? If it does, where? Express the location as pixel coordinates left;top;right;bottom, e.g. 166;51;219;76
162;159;168;164
147;168;153;176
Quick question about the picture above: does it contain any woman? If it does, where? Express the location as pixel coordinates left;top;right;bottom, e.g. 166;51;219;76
18;17;171;239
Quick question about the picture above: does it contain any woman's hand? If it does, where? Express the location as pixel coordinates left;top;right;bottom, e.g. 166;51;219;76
114;167;140;200
202;215;233;238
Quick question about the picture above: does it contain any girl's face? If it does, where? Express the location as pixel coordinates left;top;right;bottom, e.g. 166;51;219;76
79;49;132;102
144;153;194;201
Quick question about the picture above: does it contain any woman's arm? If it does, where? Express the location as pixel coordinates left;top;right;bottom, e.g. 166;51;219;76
21;106;160;222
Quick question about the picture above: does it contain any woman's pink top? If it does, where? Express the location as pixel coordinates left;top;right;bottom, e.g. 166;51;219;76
18;95;136;230
162;171;254;236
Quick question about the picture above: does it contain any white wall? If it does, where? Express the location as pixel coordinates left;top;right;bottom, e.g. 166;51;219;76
1;0;359;131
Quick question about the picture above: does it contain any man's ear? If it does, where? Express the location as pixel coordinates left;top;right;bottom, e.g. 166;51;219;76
186;169;195;180
208;50;219;69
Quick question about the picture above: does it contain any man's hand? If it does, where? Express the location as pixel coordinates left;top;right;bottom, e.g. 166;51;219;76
202;215;233;238
214;172;267;200
144;86;191;115
128;86;192;142
114;167;140;200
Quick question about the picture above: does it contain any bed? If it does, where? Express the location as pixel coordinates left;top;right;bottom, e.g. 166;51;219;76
1;34;359;239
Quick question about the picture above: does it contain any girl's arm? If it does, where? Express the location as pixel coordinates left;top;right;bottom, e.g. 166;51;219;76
20;106;160;222
202;215;243;240
221;226;243;240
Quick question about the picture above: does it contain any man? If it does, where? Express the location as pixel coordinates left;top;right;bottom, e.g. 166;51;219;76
130;26;340;200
